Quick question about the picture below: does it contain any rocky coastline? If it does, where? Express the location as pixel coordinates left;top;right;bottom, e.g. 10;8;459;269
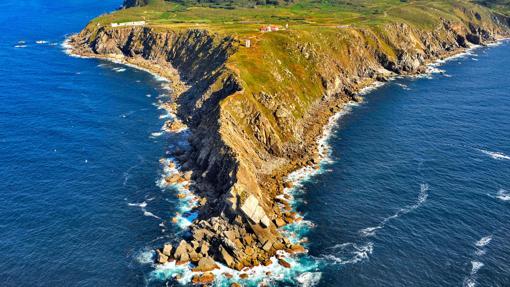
66;7;510;285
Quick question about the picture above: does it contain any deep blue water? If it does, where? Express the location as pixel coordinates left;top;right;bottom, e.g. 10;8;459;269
0;1;509;286
303;44;510;286
0;1;183;286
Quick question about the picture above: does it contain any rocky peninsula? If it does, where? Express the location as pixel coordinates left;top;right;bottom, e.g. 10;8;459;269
67;0;510;284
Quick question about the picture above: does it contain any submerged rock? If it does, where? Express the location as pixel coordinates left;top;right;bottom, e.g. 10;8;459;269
278;258;291;268
191;272;215;285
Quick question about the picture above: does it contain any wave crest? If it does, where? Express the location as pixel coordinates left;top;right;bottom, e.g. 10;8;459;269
360;183;429;237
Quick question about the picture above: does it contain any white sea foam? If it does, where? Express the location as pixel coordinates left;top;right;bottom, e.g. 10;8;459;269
323;242;374;265
36;40;48;44
136;249;155;265
128;200;161;220
150;131;164;138
478;149;510;160
475;236;492;248
14;45;27;48
128;201;148;208
159;112;174;120
113;67;126;73
152;251;320;286
462;261;485;287
396;83;410;90
360;183;429;237
62;39;90;58
359;81;385;95
496;189;510;201
296;272;322;287
463;278;476;287
144;211;161;219
470;261;484;275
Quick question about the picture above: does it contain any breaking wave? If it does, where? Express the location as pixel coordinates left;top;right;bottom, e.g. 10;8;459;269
478;149;510;160
496;189;510;201
475;236;492;248
322;242;374;265
463;261;484;287
359;183;429;237
128;201;161;220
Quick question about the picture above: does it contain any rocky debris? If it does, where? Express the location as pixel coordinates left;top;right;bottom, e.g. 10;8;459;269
162;243;173;256
278;259;291;268
164;120;186;133
274;218;286;228
184;171;193;180
174;240;191;262
231;283;242;287
287;244;306;254
193;256;218;272
220;245;235;268
156;250;169;264
191;272;215;285
165;173;186;185
262;259;272;266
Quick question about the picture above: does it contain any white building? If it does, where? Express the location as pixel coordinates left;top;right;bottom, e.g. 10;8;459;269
111;21;146;28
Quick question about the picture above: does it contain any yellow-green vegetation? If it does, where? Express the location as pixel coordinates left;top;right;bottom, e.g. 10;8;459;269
96;0;495;31
90;0;499;119
475;0;510;15
81;0;509;179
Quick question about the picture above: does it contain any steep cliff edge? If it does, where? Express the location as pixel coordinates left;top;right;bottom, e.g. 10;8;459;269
68;0;509;276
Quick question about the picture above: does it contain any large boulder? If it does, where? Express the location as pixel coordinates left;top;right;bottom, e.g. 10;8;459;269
162;243;173;256
193;256;219;272
240;195;271;228
174;240;191;262
156;250;169;264
192;272;215;285
220;245;235;268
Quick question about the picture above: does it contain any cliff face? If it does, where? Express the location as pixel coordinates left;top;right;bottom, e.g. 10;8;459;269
68;5;509;272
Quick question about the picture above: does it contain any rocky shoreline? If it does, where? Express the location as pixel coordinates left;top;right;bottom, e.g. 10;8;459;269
66;8;510;285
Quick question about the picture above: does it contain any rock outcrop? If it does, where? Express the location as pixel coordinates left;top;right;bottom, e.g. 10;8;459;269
67;2;510;275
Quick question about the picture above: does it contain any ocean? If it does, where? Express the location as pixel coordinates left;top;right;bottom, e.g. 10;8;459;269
0;0;509;286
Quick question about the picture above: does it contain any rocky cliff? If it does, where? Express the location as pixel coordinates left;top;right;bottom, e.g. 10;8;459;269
68;3;509;275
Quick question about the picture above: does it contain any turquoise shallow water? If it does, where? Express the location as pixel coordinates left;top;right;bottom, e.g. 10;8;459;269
0;1;509;286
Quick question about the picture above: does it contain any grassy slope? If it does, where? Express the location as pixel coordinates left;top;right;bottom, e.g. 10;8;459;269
86;0;506;185
91;0;495;116
475;0;510;15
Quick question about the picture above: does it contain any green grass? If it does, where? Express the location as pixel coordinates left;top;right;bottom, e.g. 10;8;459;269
85;0;508;142
474;0;510;15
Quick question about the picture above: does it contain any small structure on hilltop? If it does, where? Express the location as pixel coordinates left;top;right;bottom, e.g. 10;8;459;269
245;39;251;48
111;21;146;28
259;25;280;32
